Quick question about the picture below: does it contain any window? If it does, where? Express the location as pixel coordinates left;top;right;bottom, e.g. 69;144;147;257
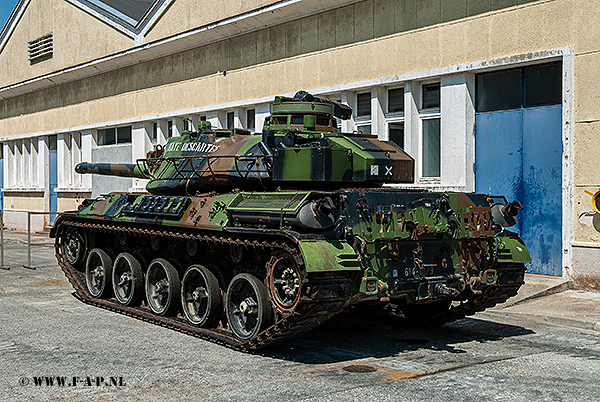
0;143;3;160
227;112;235;129
419;83;441;178
28;33;53;65
49;135;57;151
422;83;440;109
476;61;562;112
97;126;132;146
422;118;441;177
389;123;404;149
476;70;521;112
356;93;371;117
167;121;173;138
524;62;562;107
152;123;158;142
117;126;132;143
97;128;116;146
246;109;255;131
388;88;404;113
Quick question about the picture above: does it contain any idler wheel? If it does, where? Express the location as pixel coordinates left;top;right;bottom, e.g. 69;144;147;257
64;228;86;268
145;258;180;316
225;273;273;341
85;248;112;298
181;265;222;327
266;251;303;315
112;252;144;306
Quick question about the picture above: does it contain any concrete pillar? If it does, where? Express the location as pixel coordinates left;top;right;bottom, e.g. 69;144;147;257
71;133;82;188
37;137;47;211
371;87;386;140
217;111;227;129
406;82;420;176
206;112;220;130
191;114;200;132
341;91;356;133
440;73;471;190
81;130;93;190
172;117;183;137
157;120;168;146
131;122;151;192
254;103;271;133
57;134;67;189
2;142;9;189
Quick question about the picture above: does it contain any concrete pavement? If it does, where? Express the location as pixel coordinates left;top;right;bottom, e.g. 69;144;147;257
488;273;600;332
1;229;599;333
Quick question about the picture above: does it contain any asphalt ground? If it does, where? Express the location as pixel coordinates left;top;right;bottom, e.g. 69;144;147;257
1;231;599;402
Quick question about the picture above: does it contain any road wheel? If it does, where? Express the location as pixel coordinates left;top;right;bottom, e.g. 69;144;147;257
146;258;180;316
225;273;273;341
85;248;112;298
112;252;144;306
64;227;86;268
181;265;222;327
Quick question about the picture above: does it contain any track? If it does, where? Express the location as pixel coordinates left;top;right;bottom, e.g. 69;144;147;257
54;219;353;350
53;219;526;349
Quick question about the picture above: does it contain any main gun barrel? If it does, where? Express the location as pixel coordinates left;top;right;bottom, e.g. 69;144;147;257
75;162;149;179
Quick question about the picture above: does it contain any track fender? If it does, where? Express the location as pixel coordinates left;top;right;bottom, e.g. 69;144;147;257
497;237;532;264
297;240;361;272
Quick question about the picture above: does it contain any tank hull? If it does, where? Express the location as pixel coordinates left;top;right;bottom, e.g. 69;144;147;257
51;188;529;349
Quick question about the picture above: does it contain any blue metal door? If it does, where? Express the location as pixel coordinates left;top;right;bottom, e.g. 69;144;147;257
49;149;57;224
475;106;562;276
521;106;563;275
474;110;524;207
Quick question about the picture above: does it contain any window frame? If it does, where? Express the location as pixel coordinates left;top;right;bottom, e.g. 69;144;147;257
385;86;406;149
96;126;133;146
418;81;442;180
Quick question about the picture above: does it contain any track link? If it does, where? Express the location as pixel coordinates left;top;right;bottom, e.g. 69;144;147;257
54;219;353;350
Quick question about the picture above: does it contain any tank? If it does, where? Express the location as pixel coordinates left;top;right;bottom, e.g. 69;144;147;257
51;91;530;350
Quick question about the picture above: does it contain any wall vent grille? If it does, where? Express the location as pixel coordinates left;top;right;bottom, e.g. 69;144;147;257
28;33;53;64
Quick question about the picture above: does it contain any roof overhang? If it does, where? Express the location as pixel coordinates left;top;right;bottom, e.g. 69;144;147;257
0;0;360;101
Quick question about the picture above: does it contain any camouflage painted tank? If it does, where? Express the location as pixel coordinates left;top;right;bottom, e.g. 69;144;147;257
51;91;530;349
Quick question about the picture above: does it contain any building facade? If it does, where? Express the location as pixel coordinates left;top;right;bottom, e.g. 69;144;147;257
0;0;599;286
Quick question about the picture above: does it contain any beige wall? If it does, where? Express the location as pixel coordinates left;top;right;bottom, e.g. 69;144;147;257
1;0;577;135
2;0;600;244
572;0;600;243
145;0;278;43
0;0;133;88
3;192;45;211
57;192;91;212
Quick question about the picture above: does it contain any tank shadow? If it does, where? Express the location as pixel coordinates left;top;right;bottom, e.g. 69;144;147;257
259;310;535;364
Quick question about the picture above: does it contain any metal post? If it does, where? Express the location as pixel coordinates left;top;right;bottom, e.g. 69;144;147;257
0;211;8;270
23;211;35;270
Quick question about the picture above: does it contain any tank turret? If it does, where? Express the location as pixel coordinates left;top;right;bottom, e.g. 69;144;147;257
75;91;414;195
